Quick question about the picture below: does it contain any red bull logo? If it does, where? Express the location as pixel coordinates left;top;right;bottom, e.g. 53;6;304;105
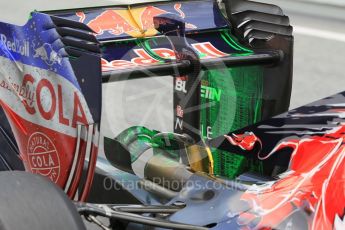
77;10;137;36
140;6;168;31
34;43;62;66
101;42;228;72
75;4;196;37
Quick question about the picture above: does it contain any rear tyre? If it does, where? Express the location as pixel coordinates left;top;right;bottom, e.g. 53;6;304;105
0;171;86;230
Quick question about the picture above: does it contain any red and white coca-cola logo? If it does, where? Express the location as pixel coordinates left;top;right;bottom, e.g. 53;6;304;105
27;132;60;183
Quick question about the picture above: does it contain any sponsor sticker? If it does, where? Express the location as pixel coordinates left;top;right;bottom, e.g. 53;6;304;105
27;132;60;183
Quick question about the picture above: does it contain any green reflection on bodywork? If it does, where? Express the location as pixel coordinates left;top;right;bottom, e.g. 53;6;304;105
200;66;264;179
220;30;253;53
121;30;265;179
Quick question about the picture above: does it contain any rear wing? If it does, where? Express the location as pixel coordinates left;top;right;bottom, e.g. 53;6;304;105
0;0;293;199
45;0;292;119
48;0;294;190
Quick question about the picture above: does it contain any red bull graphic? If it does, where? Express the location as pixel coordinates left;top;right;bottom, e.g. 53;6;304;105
74;4;197;38
78;10;137;36
34;43;63;66
223;112;345;229
0;33;30;57
192;43;228;58
139;6;168;32
101;42;229;72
